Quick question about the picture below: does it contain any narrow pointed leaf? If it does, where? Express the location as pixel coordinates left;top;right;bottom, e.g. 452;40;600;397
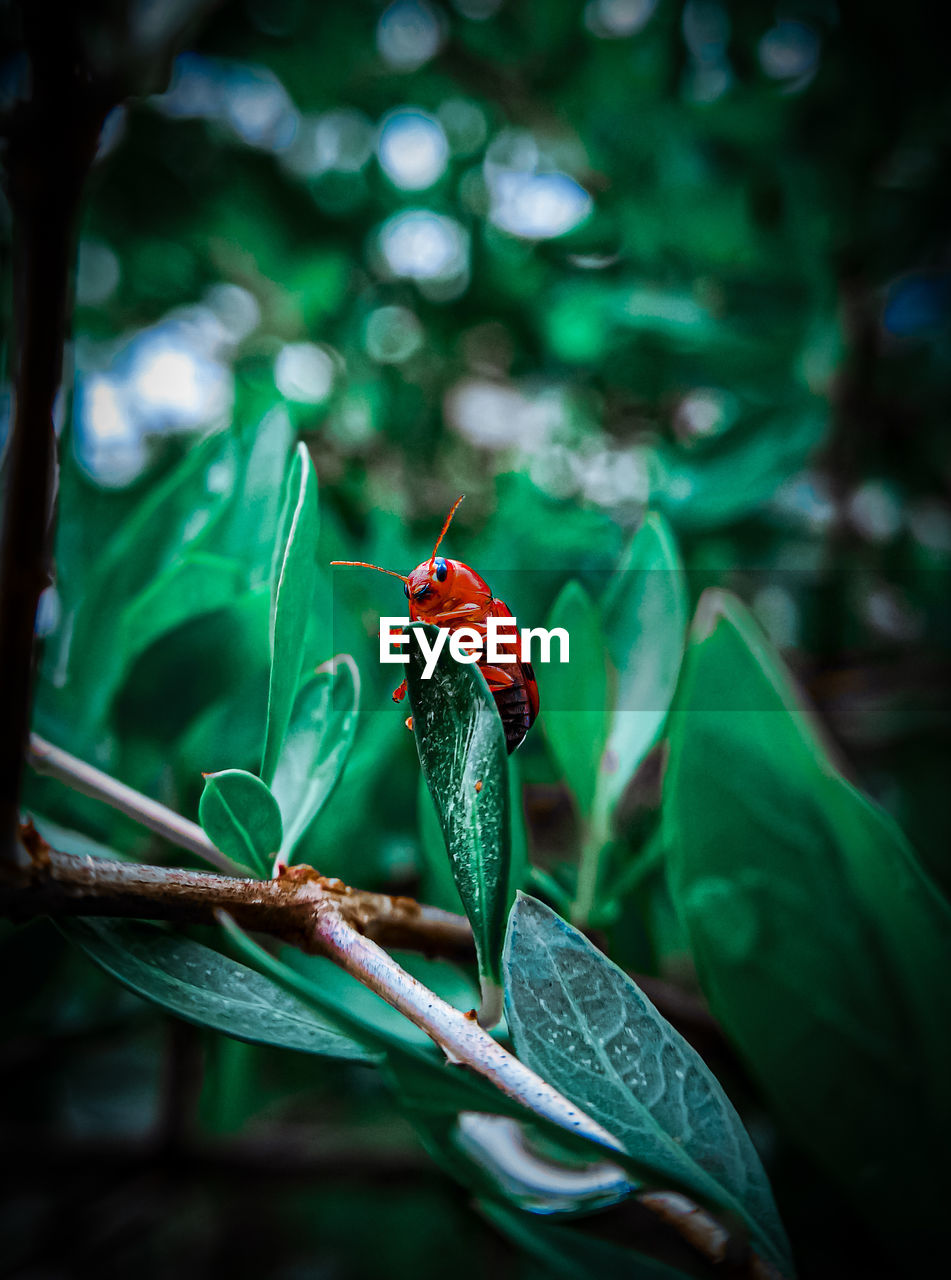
597;512;687;817
67;430;238;733
212;405;294;580
63;918;376;1062
271;654;360;861
418;770;465;912
504;894;793;1277
418;751;527;912
30;816;131;863
118;552;245;672
199;768;282;878
539;580;609;816
664;589;951;1249
261;442;319;784
406;623;511;1017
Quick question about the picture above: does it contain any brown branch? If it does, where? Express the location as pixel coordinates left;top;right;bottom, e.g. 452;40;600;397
5;821;473;961
2;822;782;1280
26;733;731;1058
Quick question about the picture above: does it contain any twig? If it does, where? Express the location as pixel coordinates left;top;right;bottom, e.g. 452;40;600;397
298;910;779;1280
6;822;473;961
307;897;622;1146
27;733;733;1059
4;823;781;1280
28;733;241;875
7;821;621;1150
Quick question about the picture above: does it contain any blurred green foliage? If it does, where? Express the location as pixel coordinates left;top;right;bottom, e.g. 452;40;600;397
3;0;951;1277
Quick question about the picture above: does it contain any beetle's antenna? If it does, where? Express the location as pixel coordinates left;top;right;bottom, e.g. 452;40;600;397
330;560;409;583
431;494;465;561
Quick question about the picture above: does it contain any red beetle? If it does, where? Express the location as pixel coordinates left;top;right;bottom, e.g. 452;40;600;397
332;496;539;753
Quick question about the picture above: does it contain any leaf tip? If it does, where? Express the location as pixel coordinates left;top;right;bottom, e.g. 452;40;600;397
692;588;732;642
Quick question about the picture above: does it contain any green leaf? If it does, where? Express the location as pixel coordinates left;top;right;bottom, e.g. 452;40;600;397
405;623;511;1024
418;751;527;912
504;894;793;1277
198;769;283;878
118;551;246;672
271;654;360;861
418;770;465;913
67;430;238;734
261;442;319;785
481;1200;692;1280
403;1100;631;1221
597;513;687;818
62;918;376;1062
117;586;270;762
208;405;294;583
452;1112;631;1216
664;590;951;1250
539;580;609;816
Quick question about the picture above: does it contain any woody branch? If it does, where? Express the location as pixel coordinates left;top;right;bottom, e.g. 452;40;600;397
26;732;728;1056
6;815;473;961
6;737;781;1279
4;818;780;1280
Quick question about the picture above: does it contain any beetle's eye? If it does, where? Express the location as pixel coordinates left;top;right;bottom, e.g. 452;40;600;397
434;557;448;583
403;582;409;598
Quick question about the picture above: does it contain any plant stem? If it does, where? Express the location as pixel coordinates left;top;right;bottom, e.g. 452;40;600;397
571;807;610;927
4;822;782;1280
310;900;622;1147
0;31;110;872
6;821;475;962
26;733;728;1054
28;733;240;875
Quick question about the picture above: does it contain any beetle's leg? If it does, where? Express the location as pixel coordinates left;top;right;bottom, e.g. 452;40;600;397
392;679;408;703
480;663;516;690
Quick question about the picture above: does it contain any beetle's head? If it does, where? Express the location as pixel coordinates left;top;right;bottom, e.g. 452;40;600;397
403;554;452;615
330;495;488;618
401;554;488;620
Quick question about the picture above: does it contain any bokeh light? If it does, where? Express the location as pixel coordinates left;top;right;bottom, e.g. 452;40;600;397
377;108;450;190
76;239;120;307
364;305;425;363
274;343;337;404
154;53;298;153
484;129;593;240
284;108;375;177
585;0;658;39
758;20;821;83
376;209;469;290
73;309;236;486
376;0;444;71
